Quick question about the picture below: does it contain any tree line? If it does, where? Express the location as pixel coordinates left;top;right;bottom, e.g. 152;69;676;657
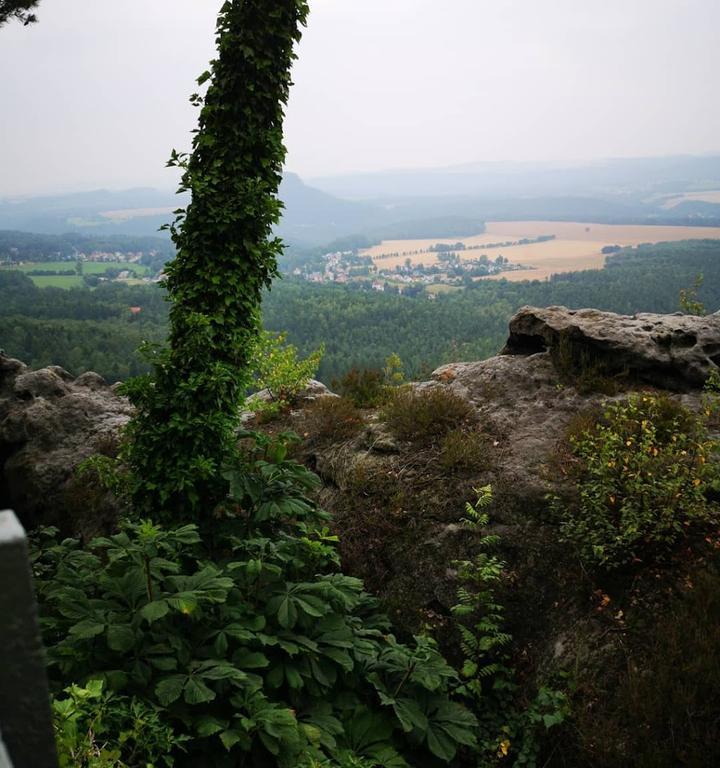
1;239;720;383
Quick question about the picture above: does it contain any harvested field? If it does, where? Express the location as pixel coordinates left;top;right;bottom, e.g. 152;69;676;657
362;220;720;281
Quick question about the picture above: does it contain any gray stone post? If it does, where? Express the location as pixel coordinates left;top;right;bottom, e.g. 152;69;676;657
0;511;58;768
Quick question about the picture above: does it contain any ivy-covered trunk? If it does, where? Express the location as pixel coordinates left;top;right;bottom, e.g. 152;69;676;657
123;0;309;517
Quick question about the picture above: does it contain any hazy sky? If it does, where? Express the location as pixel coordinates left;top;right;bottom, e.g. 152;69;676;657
1;0;719;195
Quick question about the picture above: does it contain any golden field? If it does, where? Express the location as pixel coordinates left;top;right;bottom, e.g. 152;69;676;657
362;220;720;282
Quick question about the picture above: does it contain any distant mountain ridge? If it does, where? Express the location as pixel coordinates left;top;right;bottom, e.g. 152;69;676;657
309;154;720;201
2;155;720;246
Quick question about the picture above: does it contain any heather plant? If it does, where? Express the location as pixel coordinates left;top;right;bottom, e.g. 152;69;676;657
383;386;475;442
297;396;365;443
553;392;718;568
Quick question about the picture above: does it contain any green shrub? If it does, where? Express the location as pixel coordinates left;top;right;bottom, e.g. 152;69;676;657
679;273;706;316
553;392;718;568
248;330;324;418
333;355;406;409
32;432;478;767
333;368;386;408
383;387;475;442
53;680;184;767
297;396;364;443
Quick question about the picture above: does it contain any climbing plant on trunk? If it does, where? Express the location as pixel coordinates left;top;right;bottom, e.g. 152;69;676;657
122;0;310;518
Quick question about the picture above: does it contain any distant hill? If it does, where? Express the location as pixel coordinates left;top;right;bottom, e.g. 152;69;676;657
0;175;487;246
309;155;720;201
4;156;719;248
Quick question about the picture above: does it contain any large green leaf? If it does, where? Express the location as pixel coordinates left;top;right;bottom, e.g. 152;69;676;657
184;677;216;705
69;619;105;639
106;624;135;652
155;675;186;705
140;600;170;623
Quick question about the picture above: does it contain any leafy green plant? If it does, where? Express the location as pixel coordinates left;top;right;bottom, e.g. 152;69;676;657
383;354;406;387
53;679;183;767
679;273;706;315
33;432;478;767
451;487;570;767
553;392;718;568
382;386;475;442
247;330;324;418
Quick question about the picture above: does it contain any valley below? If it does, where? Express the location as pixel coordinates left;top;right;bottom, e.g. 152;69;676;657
362;220;720;282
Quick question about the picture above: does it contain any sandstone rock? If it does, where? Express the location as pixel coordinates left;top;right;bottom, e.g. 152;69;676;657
503;305;720;390
13;369;69;399
75;371;108;390
0;354;133;529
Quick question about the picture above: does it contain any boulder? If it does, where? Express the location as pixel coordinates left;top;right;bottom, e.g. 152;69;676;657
502;305;720;390
0;354;133;530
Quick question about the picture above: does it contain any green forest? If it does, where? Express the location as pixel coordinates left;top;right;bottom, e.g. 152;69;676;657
2;239;720;383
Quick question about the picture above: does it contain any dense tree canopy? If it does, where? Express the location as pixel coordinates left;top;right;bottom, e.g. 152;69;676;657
3;239;720;383
0;0;40;26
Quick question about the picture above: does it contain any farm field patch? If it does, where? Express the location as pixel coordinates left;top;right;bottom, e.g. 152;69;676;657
362;221;720;281
28;275;85;288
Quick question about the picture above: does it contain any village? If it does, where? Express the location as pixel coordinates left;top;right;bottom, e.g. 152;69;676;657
291;245;533;293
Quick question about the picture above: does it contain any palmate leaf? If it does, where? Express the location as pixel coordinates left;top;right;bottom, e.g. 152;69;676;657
106;624;135;652
184;677;216;704
156;675;186;706
69;618;105;639
195;716;228;737
140;599;170;623
424;701;478;761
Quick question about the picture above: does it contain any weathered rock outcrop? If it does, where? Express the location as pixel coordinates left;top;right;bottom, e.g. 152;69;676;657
503;305;720;390
0;354;133;529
